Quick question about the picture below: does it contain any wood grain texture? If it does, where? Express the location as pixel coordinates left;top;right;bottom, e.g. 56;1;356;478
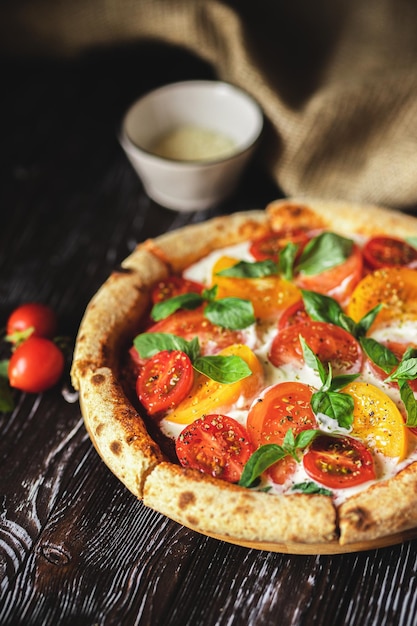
1;43;417;626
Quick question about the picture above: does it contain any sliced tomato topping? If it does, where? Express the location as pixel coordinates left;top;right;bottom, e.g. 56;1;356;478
249;229;310;262
303;435;376;489
295;243;363;305
136;350;194;415
151;275;204;304
347;267;417;329
247;382;317;484
147;307;244;355
269;320;363;375
212;256;301;319
277;299;309;331
175;414;254;483
363;236;417;270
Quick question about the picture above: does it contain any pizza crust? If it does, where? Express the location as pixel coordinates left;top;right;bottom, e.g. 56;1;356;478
71;197;417;549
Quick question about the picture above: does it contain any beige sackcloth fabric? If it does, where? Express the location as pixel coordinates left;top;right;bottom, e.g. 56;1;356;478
3;0;417;210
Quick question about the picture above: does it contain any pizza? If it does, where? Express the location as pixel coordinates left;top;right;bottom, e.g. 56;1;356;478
71;198;417;553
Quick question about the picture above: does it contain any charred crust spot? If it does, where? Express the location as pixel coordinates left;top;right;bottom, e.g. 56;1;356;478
187;516;199;526
96;423;104;436
344;507;374;531
112;265;134;275
91;373;106;386
110;440;122;455
178;491;196;509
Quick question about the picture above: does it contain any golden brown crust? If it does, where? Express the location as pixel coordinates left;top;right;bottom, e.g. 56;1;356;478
72;197;417;549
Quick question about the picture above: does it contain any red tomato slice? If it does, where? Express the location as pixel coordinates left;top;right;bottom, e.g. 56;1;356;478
269;320;363;375
249;229;310;262
303;435;376;489
296;243;363;305
147;307;244;355
277;299;309;331
363;236;417;270
247;382;317;484
8;337;64;393
151;275;204;304
136;350;193;415
175;414;254;483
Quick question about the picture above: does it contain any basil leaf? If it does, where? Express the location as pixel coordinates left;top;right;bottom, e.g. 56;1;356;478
311;390;354;429
204;297;255;330
293;429;319;451
238;444;287;487
296;232;353;276
151;292;204;321
0;360;14;413
291;481;332;496
406;236;417;250
216;259;278;278
399;380;417;427
330;372;360;391
278;242;298;281
360;336;398;375
355;304;383;337
133;332;200;360
299;336;327;384
0;359;9;378
202;285;217;301
388;357;417;382
192;354;251;384
301;290;344;326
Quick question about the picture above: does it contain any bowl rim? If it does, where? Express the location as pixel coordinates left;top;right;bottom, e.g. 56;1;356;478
120;79;264;166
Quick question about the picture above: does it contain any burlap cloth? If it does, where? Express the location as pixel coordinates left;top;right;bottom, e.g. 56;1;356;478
3;0;417;210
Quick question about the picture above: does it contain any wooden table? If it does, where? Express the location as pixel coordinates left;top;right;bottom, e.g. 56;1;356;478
1;43;417;626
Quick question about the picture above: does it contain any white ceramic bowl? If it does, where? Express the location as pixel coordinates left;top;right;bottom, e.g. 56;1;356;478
119;80;263;212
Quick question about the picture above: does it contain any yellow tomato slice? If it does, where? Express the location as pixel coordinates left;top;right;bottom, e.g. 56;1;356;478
165;344;264;425
342;381;407;459
211;256;301;319
347;267;417;329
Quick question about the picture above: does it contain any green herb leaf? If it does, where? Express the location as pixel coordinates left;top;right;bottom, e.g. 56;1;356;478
216;259;279;278
151;292;204;321
301;290;344;326
360;336;398;375
291;481;332;496
387;357;417;382
311;390;354;430
296;232;353;276
202;285;218;301
355;304;383;337
0;360;14;413
133;333;200;361
204;297;255;330
238;444;287;487
192;354;252;384
278;242;298;281
406;236;417;250
399;380;417;427
299;336;327;384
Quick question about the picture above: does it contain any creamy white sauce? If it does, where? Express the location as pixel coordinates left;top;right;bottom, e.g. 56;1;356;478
149;125;236;162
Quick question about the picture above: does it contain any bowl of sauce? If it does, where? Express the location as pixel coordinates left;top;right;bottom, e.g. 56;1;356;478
119;81;263;212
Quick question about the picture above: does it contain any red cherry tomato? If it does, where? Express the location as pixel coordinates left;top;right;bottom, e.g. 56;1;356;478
136;350;194;415
147;308;244;356
151;276;204;304
175;414;254;483
7;303;57;341
8;337;65;393
363;236;417;270
296;243;363;305
247;382;317;484
278;299;309;331
303;434;376;489
249;229;310;262
269;320;363;376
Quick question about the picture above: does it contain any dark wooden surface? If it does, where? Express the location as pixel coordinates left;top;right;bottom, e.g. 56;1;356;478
1;43;417;626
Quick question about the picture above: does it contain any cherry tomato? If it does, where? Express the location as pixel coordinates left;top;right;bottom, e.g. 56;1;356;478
295;243;363;305
247;382;317;484
176;414;254;483
269;320;363;375
136;350;194;415
147;307;244;355
151;276;204;304
249;229;310;262
7;303;57;341
277;299;309;331
347;267;417;329
363;236;417;270
8;337;65;393
303;434;376;489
